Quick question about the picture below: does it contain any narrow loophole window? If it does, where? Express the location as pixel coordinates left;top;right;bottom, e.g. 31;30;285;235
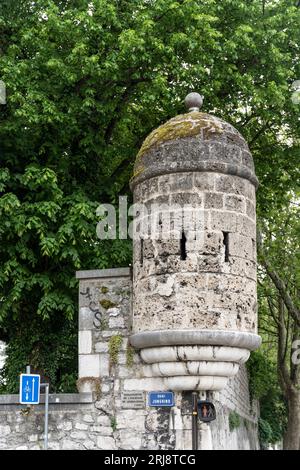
180;231;187;260
223;231;229;262
140;238;144;266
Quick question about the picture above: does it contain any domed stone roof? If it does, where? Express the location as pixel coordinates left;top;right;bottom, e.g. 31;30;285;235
131;108;258;190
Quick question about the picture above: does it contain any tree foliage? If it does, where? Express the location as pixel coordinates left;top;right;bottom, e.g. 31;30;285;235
257;193;300;448
0;0;299;398
247;351;287;445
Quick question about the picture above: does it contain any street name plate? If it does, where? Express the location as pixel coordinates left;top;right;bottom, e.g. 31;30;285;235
121;391;144;409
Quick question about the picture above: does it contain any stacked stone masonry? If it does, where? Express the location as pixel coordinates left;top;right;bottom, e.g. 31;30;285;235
0;269;259;450
132;172;256;335
0;269;259;449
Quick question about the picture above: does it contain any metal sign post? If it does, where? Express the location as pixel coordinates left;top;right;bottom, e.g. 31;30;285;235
19;367;49;450
192;392;198;450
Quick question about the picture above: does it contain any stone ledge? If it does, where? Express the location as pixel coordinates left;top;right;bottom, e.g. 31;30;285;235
0;393;93;405
130;329;261;351
76;268;131;280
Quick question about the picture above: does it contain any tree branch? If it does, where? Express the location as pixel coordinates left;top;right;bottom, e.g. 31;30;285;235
249;120;271;146
104;77;151;144
277;298;292;394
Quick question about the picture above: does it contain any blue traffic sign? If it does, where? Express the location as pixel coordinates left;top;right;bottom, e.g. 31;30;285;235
20;374;40;405
148;391;174;407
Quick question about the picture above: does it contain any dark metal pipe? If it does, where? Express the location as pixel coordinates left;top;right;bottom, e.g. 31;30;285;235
192;392;198;450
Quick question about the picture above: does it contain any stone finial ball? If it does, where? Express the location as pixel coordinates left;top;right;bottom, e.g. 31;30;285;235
184;92;203;111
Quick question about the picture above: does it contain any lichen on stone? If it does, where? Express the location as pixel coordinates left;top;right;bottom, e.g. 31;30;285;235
136;112;223;162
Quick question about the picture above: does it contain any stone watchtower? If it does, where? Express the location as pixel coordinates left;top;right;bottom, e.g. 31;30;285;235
130;93;261;392
76;92;261;450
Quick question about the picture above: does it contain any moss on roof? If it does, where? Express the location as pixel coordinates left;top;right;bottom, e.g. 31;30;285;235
136;112;223;161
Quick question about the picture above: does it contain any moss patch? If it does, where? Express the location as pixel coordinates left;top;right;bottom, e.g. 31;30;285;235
111;416;117;432
100;299;116;310
101;286;108;294
136;112;223;161
126;344;135;368
229;411;241;431
108;335;123;366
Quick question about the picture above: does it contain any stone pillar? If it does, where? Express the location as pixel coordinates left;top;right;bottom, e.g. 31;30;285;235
77;268;132;394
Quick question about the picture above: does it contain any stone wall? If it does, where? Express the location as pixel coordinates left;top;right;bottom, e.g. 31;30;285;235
0;268;259;450
0;373;259;451
75;268;259;450
0;394;97;450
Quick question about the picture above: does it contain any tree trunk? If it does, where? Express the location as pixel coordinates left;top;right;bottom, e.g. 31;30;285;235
283;389;300;450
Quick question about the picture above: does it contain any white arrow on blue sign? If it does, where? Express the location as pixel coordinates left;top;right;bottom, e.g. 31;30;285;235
19;374;41;405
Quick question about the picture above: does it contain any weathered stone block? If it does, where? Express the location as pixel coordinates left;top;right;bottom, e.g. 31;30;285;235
170;192;202;207
155;239;181;257
109;316;125;329
96;436;116;450
99;354;110;377
57;421;72;431
96;415;111;427
167;253;199;273
194;172;215;191
153;276;175;297
228;233;254;260
118;433;142;450
75;422;89;431
174;273;207;292
83;414;95;424
79;331;92;355
210;211;237;232
210;142;242;165
168;172;193;192
224;195;245;213
198;255;223;273
246;200;256;220
70;430;88;440
123;378;165;391
0;425;10;436
204;192;223;209
79;355;100;378
94;342;108;353
48;442;60;450
116;410;145;431
62;439;84;450
215;174;245;195
244;180;256;200
143;239;155;258
79;307;94;331
237;216;256;238
241;151;255;170
82;440;97;450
